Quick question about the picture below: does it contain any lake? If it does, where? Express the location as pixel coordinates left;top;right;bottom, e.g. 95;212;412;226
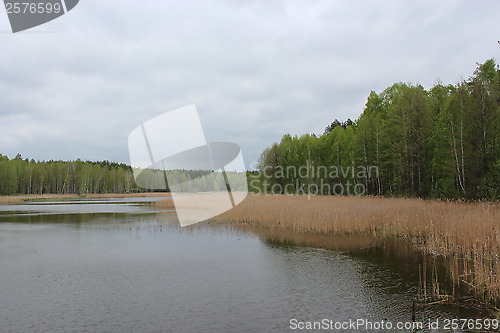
0;198;489;332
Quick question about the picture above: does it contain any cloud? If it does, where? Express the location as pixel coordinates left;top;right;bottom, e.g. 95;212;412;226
1;0;499;167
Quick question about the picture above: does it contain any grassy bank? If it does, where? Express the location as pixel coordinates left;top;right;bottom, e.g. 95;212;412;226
158;194;499;306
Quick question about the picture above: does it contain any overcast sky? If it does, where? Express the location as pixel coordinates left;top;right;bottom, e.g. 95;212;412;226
1;0;499;168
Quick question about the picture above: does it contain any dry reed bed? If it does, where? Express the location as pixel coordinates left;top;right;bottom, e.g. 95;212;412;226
0;194;83;204
212;195;499;259
83;192;171;199
157;194;499;304
0;192;171;204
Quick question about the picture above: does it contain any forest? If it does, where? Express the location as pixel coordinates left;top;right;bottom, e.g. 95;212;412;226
0;59;498;199
0;155;136;195
253;59;499;200
0;154;248;195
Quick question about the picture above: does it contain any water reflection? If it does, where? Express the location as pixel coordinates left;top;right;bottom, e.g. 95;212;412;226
0;199;492;332
243;226;492;319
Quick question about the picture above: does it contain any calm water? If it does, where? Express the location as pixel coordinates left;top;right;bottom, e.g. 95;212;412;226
0;199;489;332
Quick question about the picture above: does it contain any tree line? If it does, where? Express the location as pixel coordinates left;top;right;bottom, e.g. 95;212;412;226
253;59;499;200
0;154;249;195
0;154;136;195
1;59;498;199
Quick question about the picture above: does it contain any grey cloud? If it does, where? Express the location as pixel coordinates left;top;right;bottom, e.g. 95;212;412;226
1;0;499;166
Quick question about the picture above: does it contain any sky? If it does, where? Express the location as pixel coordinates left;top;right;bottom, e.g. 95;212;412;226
1;0;499;169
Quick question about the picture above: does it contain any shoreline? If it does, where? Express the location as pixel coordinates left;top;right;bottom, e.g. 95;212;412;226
0;192;171;204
